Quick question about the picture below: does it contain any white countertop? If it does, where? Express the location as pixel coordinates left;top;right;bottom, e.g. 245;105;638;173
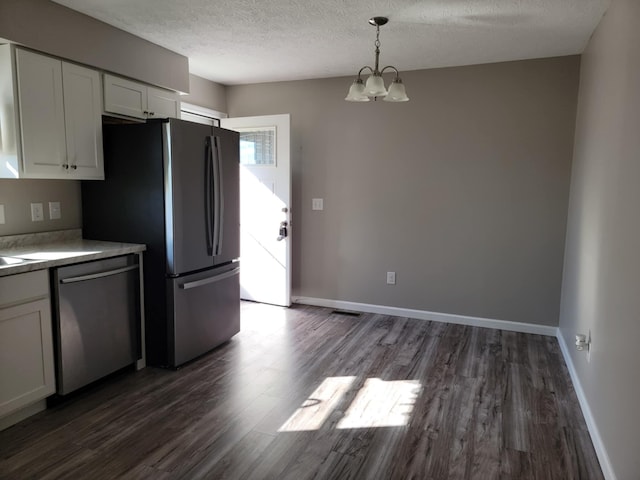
0;229;146;277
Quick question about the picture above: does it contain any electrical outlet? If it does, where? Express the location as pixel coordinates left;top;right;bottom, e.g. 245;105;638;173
0;204;5;224
312;198;324;211
49;201;61;220
30;203;44;222
386;271;396;285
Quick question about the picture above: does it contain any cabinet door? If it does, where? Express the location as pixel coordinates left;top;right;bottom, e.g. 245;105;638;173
0;298;55;417
62;63;104;180
147;86;180;119
104;74;147;119
15;49;67;177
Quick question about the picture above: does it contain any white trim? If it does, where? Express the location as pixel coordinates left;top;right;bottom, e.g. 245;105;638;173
556;330;617;480
0;400;46;432
292;296;557;336
180;102;227;119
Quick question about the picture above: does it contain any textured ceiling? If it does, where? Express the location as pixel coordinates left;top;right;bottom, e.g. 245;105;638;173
52;0;610;86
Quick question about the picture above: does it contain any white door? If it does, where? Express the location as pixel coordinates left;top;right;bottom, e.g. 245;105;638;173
221;114;291;307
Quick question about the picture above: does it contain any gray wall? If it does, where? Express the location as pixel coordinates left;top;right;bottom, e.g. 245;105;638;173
183;74;228;113
227;56;580;326
0;0;189;92
0;180;81;236
559;0;640;478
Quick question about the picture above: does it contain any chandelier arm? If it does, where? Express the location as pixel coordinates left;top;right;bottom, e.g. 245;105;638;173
357;66;374;78
380;65;401;78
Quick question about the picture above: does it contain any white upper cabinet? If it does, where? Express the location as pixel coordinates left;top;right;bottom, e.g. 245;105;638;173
104;73;180;120
61;62;104;179
147;86;181;119
15;50;68;177
103;75;147;119
0;46;104;180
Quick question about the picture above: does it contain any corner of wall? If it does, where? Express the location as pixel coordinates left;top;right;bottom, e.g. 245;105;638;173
556;328;617;480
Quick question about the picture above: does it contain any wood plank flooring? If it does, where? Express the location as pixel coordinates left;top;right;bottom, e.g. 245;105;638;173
0;302;603;479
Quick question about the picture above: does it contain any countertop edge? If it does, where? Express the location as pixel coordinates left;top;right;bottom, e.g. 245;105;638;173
0;244;146;278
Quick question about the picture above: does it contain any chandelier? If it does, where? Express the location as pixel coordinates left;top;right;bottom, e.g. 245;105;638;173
345;17;409;102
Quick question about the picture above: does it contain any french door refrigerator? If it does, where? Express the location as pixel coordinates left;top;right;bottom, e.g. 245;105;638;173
82;118;240;367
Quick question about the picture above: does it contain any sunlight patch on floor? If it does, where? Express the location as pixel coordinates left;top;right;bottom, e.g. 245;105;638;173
278;376;356;432
278;377;422;432
337;378;422;429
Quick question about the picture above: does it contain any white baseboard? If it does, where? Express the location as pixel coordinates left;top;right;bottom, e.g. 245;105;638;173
0;400;46;432
556;330;616;480
292;296;557;336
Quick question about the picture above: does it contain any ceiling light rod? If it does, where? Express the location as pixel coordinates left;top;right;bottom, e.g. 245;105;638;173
358;17;398;78
345;16;409;103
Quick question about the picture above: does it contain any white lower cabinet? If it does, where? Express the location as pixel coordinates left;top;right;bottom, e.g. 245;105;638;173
0;270;55;428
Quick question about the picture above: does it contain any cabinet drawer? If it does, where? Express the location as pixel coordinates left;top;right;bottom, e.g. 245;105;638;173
0;270;49;307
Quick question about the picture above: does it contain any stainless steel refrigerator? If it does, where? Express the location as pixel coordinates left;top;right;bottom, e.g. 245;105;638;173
82;118;240;368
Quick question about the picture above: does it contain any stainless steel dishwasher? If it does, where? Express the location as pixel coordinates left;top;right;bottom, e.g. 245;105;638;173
51;254;140;395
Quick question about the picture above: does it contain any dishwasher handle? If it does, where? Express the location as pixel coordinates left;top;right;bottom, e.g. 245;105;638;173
59;264;139;284
180;267;240;290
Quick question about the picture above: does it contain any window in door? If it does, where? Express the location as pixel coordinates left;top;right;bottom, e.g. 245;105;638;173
239;127;276;166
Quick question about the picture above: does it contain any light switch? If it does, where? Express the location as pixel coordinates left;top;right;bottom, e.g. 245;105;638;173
49;201;61;220
0;204;5;224
30;203;44;222
312;198;324;211
386;271;396;285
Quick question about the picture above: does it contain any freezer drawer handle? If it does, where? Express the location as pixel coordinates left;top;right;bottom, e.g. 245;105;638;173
179;267;240;290
59;265;139;284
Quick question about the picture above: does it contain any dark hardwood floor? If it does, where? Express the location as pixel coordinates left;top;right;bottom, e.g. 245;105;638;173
0;302;603;479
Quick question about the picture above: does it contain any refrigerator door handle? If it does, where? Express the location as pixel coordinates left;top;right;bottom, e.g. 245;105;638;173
204;137;214;256
179;267;240;290
212;136;224;256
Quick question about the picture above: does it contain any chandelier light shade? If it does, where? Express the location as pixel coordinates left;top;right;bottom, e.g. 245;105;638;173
345;78;370;102
345;17;409;103
384;78;408;102
364;74;388;97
